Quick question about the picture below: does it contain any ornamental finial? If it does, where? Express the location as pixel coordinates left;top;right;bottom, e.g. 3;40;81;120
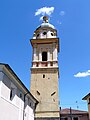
43;16;48;23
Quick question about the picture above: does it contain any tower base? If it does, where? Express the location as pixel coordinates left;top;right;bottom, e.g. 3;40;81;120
35;111;60;120
35;117;60;120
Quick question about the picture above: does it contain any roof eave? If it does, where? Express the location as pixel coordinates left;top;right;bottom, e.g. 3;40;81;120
0;63;38;104
82;93;90;100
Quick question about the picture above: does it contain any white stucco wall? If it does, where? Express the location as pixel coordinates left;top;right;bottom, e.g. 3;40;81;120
0;96;19;120
25;105;34;120
0;65;36;120
0;94;34;120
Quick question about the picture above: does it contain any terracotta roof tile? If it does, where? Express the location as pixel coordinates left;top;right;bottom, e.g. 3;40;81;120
60;108;88;115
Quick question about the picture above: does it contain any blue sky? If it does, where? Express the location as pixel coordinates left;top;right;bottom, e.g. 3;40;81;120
0;0;90;111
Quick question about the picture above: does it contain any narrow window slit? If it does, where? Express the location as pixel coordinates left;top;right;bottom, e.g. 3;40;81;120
37;91;40;95
43;74;45;78
51;92;56;96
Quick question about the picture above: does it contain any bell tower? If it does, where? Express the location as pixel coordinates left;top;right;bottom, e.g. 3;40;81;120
30;16;60;120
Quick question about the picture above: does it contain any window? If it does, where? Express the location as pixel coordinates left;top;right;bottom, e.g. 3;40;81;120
29;99;34;109
89;98;90;102
53;99;55;102
30;102;32;106
73;117;78;120
10;89;13;100
10;88;15;100
42;52;47;61
89;98;90;104
64;118;68;120
43;74;45;78
37;91;40;95
20;92;22;98
10;82;17;100
37;34;39;37
51;92;56;96
43;32;47;35
51;33;54;36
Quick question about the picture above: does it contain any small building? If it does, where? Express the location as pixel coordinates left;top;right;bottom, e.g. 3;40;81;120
60;108;89;120
0;63;38;120
82;93;90;120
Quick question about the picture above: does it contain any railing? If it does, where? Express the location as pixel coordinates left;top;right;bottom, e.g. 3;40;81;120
32;61;58;67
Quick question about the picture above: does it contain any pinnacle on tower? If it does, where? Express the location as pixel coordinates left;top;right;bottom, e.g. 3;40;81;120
43;16;48;23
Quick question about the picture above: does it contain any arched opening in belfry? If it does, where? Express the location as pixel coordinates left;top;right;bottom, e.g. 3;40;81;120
42;52;47;61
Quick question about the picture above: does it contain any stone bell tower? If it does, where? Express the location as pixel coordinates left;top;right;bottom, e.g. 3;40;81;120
30;16;60;120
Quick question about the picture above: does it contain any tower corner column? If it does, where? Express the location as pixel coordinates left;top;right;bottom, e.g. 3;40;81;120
47;49;50;67
53;42;58;67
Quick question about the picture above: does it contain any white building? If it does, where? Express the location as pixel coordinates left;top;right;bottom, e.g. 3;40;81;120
82;93;90;120
0;63;38;120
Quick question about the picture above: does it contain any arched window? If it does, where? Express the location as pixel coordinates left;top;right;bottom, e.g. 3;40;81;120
43;32;47;35
51;32;54;36
42;52;47;61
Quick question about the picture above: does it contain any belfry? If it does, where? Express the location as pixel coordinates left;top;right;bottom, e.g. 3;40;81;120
30;16;60;120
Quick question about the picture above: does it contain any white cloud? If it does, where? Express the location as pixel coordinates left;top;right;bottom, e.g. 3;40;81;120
60;11;65;16
35;7;54;16
74;70;90;78
39;16;44;21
